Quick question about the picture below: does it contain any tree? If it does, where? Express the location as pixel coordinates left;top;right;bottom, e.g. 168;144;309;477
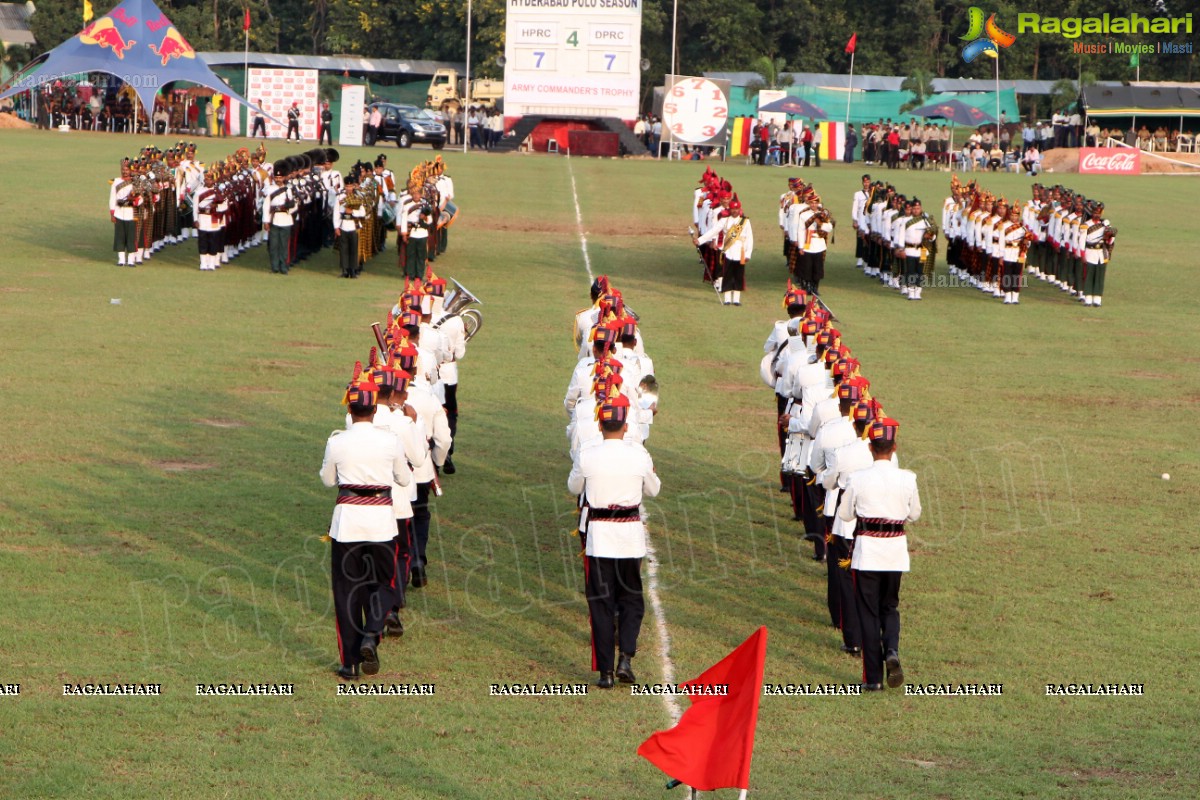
741;55;793;102
899;68;935;115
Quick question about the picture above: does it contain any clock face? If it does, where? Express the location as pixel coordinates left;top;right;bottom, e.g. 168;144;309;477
663;77;729;145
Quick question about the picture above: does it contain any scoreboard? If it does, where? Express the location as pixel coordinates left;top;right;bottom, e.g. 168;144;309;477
503;0;643;121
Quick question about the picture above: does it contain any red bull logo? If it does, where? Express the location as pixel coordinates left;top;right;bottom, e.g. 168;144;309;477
149;27;195;66
79;18;136;60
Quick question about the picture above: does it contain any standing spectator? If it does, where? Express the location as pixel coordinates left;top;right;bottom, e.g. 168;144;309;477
651;116;662;157
791;119;803;164
366;104;382;145
468;107;481;149
886;126;900;169
1022;121;1035;151
319;101;333;145
251;99;266;138
187;101;199;134
812;120;823;167
633;115;646;151
215;101;226;137
802;122;813;167
286;101;301;141
1068;109;1082;147
844;123;857;163
1039;121;1053;151
999;124;1010;153
491;110;504;148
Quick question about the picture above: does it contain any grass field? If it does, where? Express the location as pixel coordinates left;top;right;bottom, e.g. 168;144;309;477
1;128;1198;799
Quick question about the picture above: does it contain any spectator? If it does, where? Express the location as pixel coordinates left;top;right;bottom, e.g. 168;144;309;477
812;121;822;167
802;123;813;167
910;139;926;169
651;116;662;157
366;104;382;145
844;123;857;163
251;99;267;138
1068;110;1082;146
1022;146;1042;176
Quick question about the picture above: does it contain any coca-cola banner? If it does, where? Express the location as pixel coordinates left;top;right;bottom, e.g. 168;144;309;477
1078;148;1141;175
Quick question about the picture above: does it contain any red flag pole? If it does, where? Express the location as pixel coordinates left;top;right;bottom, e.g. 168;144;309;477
243;8;251;135
845;33;856;133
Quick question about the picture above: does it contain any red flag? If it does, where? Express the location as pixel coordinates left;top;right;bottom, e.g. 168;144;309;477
243;8;251;31
637;627;768;792
845;33;857;54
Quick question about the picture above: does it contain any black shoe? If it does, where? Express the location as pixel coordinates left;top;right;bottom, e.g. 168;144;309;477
596;672;615;689
359;636;380;676
384;612;404;638
841;645;862;656
616;654;636;684
335;664;359;681
442;457;456;475
885;651;904;688
410;566;427;589
861;682;884;692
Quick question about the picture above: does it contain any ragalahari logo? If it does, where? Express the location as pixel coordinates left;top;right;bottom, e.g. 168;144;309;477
149;27;196;66
961;7;1016;63
79;17;136;60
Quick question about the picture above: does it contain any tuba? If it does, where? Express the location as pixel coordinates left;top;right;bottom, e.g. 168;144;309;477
435;278;484;340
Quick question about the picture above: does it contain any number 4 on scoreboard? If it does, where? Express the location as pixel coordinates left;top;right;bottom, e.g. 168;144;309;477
566;30;579;47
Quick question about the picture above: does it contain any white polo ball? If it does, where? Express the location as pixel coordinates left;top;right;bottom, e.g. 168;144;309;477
1162;473;1171;481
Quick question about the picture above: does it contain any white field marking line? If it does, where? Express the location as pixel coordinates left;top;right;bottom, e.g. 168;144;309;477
565;152;680;722
565;152;594;282
644;537;683;722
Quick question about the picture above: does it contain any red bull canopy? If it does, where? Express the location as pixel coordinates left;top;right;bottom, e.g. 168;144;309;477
0;0;278;122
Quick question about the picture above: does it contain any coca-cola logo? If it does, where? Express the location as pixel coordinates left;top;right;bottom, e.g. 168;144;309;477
1079;148;1140;174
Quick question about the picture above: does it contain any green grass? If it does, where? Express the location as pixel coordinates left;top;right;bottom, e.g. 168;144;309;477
0;128;1198;798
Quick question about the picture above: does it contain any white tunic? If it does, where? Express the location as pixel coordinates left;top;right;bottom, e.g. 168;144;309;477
567;438;661;559
319;422;412;542
839;460;921;572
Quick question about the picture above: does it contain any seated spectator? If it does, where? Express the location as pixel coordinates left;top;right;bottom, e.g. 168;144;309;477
1022;146;1041;176
971;144;986;170
987;146;1004;171
765;141;783;166
910;139;926;169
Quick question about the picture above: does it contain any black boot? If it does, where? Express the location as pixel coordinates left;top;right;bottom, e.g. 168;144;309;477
616;653;636;684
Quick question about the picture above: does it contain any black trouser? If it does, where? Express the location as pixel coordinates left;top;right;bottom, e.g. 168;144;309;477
905;254;923;288
320;125;332;145
804;479;825;560
252;118;266;137
287;120;300;140
585;555;644;674
412;481;433;570
338;230;359;276
331;539;395;667
855;569;902;685
389;519;414;610
828;536;861;649
443;383;458;456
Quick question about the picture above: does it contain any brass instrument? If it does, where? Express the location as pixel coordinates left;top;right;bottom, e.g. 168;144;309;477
1102;225;1117;260
434;277;484;340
